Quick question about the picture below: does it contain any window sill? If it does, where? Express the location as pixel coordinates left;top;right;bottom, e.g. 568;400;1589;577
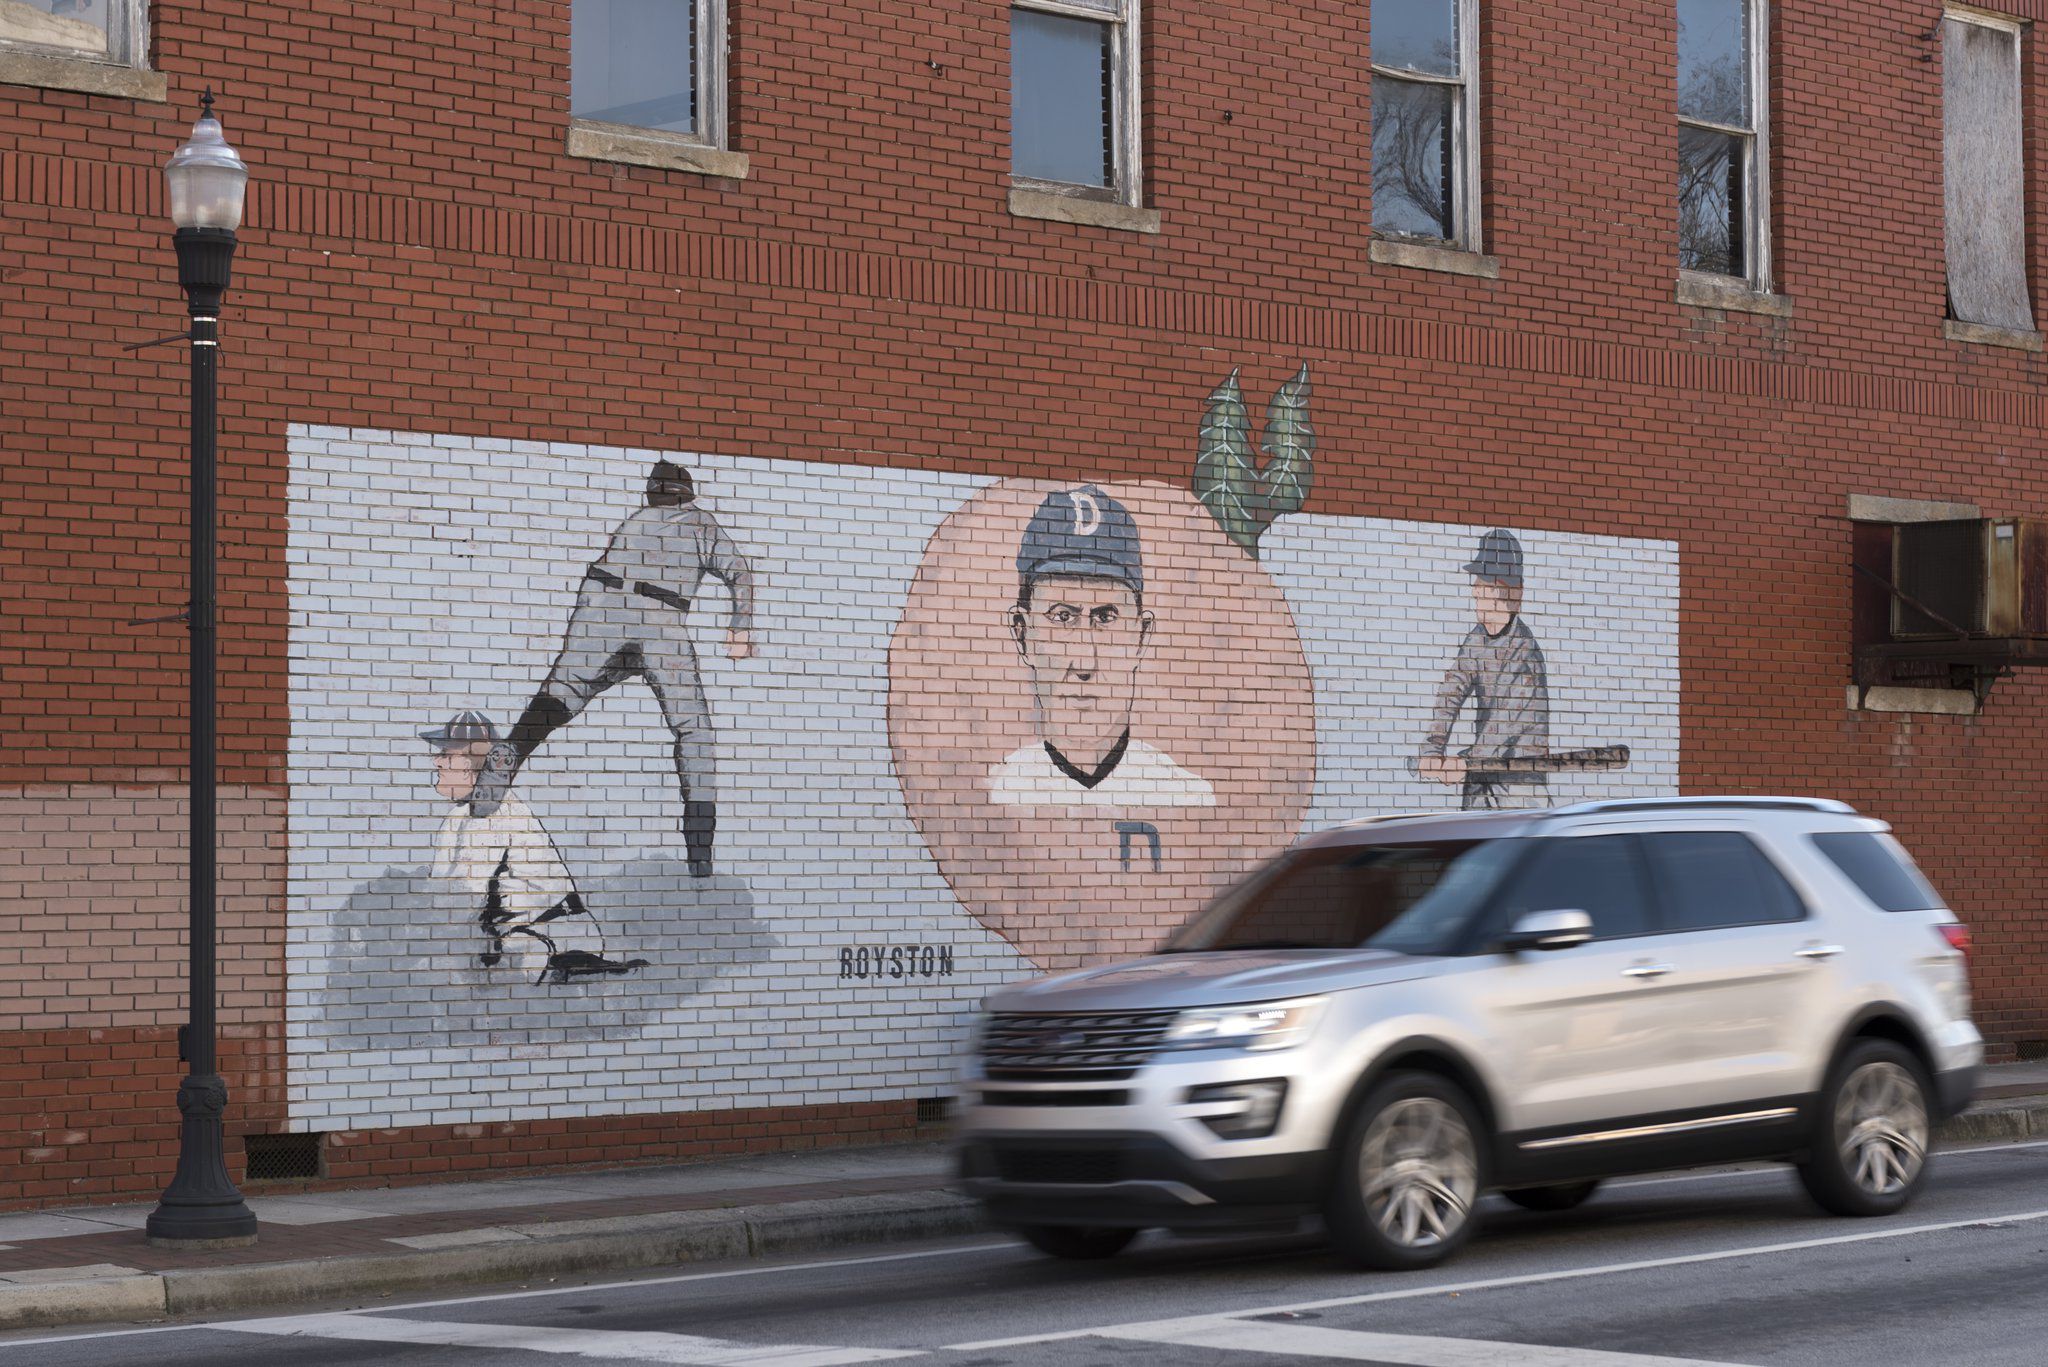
1943;318;2043;352
1008;187;1160;234
0;48;166;101
1677;274;1792;317
1369;238;1499;279
567;120;749;180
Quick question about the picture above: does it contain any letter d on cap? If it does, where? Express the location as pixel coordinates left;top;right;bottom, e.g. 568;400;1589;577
1069;489;1101;537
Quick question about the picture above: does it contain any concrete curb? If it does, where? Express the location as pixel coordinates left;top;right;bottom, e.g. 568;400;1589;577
1936;1098;2043;1144
0;1189;986;1332
2;1101;2042;1333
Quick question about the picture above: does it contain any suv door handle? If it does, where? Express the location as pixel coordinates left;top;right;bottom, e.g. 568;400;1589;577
1622;962;1674;979
1795;943;1845;960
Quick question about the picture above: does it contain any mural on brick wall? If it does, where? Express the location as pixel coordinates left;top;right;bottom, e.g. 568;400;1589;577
285;404;1679;1132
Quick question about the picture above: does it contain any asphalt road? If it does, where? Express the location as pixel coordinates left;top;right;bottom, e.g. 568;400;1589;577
7;1137;2047;1367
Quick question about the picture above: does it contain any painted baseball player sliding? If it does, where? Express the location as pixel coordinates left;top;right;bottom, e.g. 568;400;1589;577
1416;529;1630;809
471;460;755;877
424;712;646;983
990;485;1215;807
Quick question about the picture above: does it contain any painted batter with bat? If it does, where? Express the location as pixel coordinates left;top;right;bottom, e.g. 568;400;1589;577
1417;529;1629;810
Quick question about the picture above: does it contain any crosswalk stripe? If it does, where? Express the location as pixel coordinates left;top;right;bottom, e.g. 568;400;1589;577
219;1313;921;1365
1097;1320;1756;1366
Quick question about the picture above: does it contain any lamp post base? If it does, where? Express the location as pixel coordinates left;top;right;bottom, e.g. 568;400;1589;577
144;1072;258;1245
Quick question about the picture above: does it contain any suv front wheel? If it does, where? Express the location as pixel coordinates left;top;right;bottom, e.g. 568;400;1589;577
1326;1071;1485;1269
1797;1038;1932;1218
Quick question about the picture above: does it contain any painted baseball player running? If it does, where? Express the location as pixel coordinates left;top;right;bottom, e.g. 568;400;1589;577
424;712;646;983
471;460;755;877
989;485;1214;808
1416;529;1629;809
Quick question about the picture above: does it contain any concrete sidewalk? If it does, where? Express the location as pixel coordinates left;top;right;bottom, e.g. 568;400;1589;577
3;1061;2045;1333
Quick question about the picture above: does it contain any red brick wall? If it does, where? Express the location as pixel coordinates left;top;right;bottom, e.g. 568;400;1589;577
3;0;2046;1204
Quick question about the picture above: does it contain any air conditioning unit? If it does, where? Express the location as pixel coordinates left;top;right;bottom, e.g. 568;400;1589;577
1890;518;2048;640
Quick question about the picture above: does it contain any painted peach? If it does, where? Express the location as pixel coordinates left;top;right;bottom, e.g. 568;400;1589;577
888;479;1316;969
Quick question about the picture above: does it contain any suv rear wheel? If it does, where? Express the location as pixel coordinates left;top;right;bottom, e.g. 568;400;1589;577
1797;1038;1931;1217
1326;1071;1484;1269
1014;1224;1137;1260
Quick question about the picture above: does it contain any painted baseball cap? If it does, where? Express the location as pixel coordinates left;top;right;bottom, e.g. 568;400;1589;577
1016;485;1144;596
421;710;501;749
1461;528;1524;587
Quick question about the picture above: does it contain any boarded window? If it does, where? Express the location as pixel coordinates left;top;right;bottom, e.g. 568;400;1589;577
1943;14;2034;333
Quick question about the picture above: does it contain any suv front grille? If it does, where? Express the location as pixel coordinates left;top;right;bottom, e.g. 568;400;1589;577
981;1009;1179;1080
991;1145;1126;1185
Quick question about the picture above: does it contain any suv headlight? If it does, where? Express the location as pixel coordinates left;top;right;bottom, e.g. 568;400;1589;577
1163;997;1326;1052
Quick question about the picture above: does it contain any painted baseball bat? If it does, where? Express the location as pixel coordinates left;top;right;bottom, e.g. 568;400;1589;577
1463;745;1633;776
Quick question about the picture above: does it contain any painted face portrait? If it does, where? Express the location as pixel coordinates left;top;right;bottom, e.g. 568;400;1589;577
431;745;487;802
889;479;1314;968
1010;575;1153;768
1472;577;1522;636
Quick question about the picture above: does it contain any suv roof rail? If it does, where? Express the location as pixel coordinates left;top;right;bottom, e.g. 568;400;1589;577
1547;796;1860;817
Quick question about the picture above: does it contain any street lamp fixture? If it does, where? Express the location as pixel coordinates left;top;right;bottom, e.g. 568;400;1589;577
146;91;258;1247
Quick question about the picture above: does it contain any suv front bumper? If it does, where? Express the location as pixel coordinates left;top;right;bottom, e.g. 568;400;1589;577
956;1131;1327;1231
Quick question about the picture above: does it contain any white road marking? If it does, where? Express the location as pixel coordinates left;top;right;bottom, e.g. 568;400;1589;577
219;1312;921;1365
944;1203;2048;1351
1098;1320;1756;1365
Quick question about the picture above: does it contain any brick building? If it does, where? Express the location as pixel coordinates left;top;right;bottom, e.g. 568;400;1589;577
1;0;2044;1210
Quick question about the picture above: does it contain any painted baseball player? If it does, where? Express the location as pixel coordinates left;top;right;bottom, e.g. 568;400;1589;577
424;712;645;984
471;460;755;878
989;485;1215;808
1417;529;1554;810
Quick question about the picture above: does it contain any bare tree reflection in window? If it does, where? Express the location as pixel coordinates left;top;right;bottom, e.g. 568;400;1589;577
1370;0;1477;248
1373;77;1454;240
1676;0;1764;283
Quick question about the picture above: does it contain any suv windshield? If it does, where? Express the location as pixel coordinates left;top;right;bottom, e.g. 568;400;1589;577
1167;838;1526;955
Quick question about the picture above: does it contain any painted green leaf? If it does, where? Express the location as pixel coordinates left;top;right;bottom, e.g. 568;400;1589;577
1258;363;1314;517
1191;369;1264;558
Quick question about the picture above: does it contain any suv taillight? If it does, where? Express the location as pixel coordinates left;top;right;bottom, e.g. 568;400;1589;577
1937;923;1970;956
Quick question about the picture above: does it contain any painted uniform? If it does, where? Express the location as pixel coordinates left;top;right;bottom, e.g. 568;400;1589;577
432;793;607;980
1421;616;1551;810
989;734;1215;807
543;501;753;768
508;498;755;874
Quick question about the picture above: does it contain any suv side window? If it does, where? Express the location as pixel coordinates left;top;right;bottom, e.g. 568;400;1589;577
1493;835;1657;941
1810;832;1945;912
1640;832;1807;930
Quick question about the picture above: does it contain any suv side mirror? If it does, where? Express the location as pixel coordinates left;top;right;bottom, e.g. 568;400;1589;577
1501;909;1594;953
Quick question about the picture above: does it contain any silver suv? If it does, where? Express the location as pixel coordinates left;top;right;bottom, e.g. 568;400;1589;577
954;798;1980;1269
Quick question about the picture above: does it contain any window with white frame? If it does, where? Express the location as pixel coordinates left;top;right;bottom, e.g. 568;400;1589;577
1010;0;1142;205
1942;8;2034;334
1677;0;1771;287
572;0;727;148
0;0;147;66
1370;0;1482;249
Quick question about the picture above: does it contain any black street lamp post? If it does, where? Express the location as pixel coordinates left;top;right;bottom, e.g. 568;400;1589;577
146;92;259;1247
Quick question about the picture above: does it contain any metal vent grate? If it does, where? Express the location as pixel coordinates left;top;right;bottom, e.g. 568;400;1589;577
915;1096;951;1124
1892;520;1985;638
244;1131;323;1182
